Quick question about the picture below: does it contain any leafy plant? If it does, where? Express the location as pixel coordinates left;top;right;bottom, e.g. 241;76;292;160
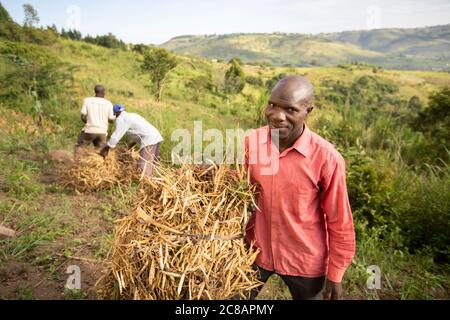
140;47;178;101
224;58;245;94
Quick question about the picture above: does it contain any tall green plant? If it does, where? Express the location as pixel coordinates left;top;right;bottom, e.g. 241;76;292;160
224;58;245;94
140;47;178;101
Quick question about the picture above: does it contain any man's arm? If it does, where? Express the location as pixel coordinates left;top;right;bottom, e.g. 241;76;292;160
100;119;129;158
81;99;88;123
107;117;130;150
108;103;116;123
320;154;356;300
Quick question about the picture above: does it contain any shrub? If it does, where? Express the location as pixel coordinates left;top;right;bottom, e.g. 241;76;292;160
141;47;178;101
224;58;245;94
411;87;450;164
395;164;450;263
343;147;396;228
186;75;216;93
0;41;77;126
245;75;264;87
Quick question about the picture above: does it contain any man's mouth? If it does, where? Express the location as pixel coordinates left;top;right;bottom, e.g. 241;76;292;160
270;124;289;130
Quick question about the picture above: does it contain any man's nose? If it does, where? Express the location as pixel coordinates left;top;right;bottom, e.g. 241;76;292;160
270;108;287;122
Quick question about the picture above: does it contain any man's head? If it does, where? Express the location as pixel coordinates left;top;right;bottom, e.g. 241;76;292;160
94;85;106;98
113;104;125;117
265;75;314;146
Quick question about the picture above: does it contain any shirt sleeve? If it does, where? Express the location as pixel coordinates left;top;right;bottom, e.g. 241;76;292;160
81;99;88;115
107;117;130;149
320;154;356;283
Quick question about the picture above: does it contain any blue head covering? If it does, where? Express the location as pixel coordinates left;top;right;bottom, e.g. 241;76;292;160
113;104;125;113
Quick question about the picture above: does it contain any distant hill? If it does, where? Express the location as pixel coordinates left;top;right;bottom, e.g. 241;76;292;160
161;25;450;71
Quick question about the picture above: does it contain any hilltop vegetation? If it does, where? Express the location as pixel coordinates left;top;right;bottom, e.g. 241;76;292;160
0;3;449;299
161;25;450;70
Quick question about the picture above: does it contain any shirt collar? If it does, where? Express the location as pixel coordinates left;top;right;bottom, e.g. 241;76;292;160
260;125;311;158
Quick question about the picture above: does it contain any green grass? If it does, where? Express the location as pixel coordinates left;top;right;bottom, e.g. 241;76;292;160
0;197;75;262
64;289;88;300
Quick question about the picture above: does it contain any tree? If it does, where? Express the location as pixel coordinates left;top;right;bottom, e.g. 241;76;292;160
61;28;82;41
407;95;423;113
23;4;39;27
48;24;58;34
81;32;126;49
224;58;245;94
132;43;152;55
95;33;126;49
140;48;178;101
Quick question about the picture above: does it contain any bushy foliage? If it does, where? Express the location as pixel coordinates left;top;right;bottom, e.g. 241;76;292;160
0;3;57;45
132;43;153;54
224;58;245;94
60;28;127;50
141;47;178;100
350;76;400;109
83;33;127;50
245;75;264;87
0;41;76;122
23;4;39;27
411;87;450;163
395;164;450;263
321;76;401;111
407;95;423;113
186;75;216;94
60;28;82;41
343;147;396;228
0;2;23;41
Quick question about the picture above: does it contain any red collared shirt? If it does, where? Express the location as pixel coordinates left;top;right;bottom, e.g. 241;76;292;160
244;125;355;282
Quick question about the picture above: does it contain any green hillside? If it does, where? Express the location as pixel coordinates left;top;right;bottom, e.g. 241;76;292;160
0;3;449;300
161;25;450;70
322;25;450;54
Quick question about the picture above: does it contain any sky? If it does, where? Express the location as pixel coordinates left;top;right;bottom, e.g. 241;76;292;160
3;0;450;44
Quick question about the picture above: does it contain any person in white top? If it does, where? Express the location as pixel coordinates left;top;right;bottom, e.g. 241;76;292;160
76;85;115;149
100;104;164;177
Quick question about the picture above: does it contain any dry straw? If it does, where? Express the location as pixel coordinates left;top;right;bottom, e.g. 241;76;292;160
64;147;141;192
96;163;262;300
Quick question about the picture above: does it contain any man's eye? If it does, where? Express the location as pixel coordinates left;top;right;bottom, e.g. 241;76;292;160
268;103;274;108
288;108;296;112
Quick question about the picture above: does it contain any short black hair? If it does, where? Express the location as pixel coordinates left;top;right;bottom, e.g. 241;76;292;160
94;85;105;95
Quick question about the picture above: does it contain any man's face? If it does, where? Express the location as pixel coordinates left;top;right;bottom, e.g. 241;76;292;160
265;85;312;144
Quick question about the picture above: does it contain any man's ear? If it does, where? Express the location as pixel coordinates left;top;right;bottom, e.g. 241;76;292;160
307;106;314;114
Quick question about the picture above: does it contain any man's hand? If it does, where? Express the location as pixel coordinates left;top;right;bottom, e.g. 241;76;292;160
100;146;110;159
323;279;343;300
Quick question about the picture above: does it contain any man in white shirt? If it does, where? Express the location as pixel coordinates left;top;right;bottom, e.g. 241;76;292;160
76;85;115;149
100;104;164;177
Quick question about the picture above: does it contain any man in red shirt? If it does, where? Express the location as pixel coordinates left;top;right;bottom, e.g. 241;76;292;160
244;75;355;300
